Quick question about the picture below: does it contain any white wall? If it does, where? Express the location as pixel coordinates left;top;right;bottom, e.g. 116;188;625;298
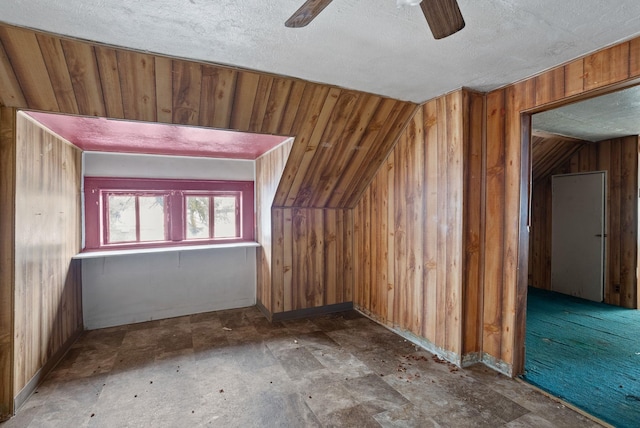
83;151;255;180
81;152;257;329
82;246;256;329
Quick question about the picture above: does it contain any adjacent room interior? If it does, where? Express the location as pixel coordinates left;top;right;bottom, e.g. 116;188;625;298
525;87;640;427
2;1;640;426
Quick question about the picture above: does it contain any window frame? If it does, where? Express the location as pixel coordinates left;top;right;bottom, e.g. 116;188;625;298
84;177;254;251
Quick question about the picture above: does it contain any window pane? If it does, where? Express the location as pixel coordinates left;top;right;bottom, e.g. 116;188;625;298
139;196;166;241
186;196;210;239
108;195;136;243
214;196;237;238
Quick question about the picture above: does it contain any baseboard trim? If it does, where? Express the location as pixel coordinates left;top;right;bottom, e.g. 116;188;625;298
271;302;354;322
355;306;516;377
255;300;273;322
355;307;463;366
480;352;513;377
13;327;83;411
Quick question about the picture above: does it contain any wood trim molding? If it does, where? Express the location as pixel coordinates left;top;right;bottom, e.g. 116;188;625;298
0;106;16;420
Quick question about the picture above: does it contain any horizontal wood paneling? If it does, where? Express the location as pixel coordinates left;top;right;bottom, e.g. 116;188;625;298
0;23;416;210
0;107;16;420
354;90;484;361
486;35;640;375
13;113;83;396
255;139;294;314
529;137;638;309
271;208;353;313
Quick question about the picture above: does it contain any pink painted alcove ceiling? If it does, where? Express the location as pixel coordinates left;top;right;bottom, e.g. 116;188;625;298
26;111;289;160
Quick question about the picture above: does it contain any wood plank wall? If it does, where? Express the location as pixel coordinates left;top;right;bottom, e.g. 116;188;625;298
0;22;416;319
256;139;294;314
0;107;16;420
529;136;638;308
270;208;353;313
12;113;83;400
484;36;640;374
0;24;416;210
353;89;484;362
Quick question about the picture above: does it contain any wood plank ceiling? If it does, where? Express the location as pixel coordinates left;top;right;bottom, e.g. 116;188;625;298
531;132;588;182
0;23;417;208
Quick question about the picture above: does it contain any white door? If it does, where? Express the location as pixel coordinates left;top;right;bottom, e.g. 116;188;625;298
551;172;606;302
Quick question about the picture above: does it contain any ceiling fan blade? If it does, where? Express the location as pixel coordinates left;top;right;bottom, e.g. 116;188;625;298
285;0;334;28
420;0;465;39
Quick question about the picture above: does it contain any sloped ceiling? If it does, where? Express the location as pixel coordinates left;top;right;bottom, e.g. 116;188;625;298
1;1;640;103
0;24;417;208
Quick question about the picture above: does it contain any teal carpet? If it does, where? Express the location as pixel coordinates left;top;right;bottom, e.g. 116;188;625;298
524;287;640;427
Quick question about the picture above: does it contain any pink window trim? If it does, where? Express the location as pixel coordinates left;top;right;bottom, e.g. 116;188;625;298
84;177;254;251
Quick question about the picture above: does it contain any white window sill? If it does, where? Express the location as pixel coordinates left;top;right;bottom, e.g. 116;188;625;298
73;242;260;260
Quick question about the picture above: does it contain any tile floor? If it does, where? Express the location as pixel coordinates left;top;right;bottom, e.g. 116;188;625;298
1;307;604;427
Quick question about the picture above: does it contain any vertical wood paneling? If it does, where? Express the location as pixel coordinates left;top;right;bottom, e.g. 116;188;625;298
503;80;534;371
272;84;330;207
584;43;630;91
324;210;338;305
328;98;401;207
13;113;82;399
282;209;294;311
153;56;174;124
342;209;354;303
423;100;439;343
36;35;79;115
261;78;293;135
248;75;274;132
534;67;564;107
564;59;585;97
95;47;125;119
360;191;371;311
60;41;105;117
0;27;58;111
353;89;479;362
255;139;293;314
284;88;341;206
0;107;16;420
293;91;359;206
171;61;202;125
620;137;637;308
482;90;506;361
199;66;237;129
117;50;156;122
0;41;26;108
462;91;485;355
229;71;260;130
343;103;418;208
631;38;640;78
309;94;381;207
278;80;307;136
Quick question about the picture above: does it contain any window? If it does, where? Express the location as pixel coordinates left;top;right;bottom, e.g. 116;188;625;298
84;177;254;250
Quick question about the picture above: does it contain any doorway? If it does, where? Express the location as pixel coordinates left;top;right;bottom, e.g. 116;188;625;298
523;86;640;427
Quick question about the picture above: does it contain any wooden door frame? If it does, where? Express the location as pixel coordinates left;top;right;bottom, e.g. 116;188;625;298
514;80;640;375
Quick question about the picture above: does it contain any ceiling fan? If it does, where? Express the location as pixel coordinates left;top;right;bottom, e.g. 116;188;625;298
285;0;465;39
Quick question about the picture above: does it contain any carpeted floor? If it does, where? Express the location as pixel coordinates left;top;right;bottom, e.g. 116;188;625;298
524;287;640;428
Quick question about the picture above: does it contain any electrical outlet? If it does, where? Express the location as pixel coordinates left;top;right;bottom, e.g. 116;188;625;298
614;284;621;293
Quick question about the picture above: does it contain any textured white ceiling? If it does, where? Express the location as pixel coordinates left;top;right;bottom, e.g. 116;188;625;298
533;85;640;142
1;0;640;103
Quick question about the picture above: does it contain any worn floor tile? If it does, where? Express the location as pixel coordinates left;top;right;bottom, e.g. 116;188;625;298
1;307;606;428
